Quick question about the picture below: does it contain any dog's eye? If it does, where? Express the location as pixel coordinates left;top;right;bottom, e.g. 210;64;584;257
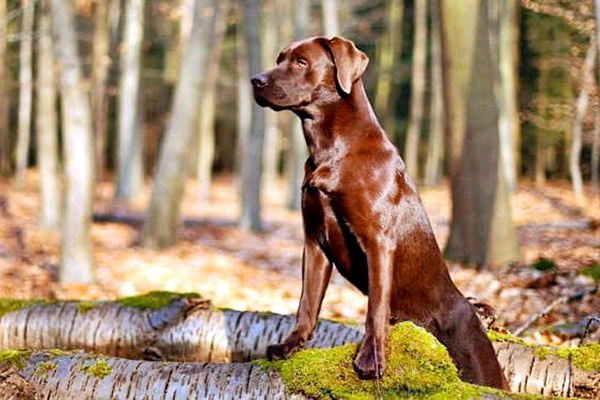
297;58;308;68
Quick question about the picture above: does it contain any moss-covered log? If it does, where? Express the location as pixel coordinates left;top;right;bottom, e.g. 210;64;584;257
0;292;364;362
0;323;528;399
1;292;598;397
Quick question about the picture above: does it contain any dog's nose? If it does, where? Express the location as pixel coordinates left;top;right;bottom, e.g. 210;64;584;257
251;73;269;88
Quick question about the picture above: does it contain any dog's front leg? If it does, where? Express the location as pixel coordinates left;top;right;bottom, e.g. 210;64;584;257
267;239;332;360
353;248;392;379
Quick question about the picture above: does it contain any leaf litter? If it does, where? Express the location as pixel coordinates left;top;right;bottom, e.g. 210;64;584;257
0;172;598;346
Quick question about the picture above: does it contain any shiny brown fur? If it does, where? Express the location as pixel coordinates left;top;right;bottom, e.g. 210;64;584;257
251;36;508;390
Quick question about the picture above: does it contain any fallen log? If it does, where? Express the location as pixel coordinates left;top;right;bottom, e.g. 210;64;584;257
0;292;598;397
1;323;520;399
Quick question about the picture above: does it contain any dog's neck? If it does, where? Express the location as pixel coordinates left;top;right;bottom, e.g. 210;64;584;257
297;79;383;163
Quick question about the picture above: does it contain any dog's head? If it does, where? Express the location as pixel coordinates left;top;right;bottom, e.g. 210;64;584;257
251;36;369;111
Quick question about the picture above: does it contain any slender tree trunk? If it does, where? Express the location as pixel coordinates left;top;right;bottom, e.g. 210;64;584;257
286;0;309;210
239;0;265;232
404;0;427;180
0;0;9;176
91;0;111;182
374;0;403;142
15;0;34;188
196;0;228;200
592;106;600;194
594;0;600;195
570;38;596;198
261;0;280;194
236;18;251;194
535;65;550;188
142;0;218;248
36;0;60;230
321;0;339;37
116;0;144;200
424;0;444;187
496;0;520;192
50;0;95;283
442;0;520;266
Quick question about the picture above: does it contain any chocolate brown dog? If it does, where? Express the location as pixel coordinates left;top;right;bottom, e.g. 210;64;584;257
251;36;508;390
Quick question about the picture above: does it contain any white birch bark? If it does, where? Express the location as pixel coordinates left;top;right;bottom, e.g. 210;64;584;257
15;0;34;187
50;0;95;283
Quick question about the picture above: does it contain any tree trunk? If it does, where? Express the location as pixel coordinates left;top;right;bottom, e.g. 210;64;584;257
535;64;550;188
36;0;60;231
286;0;309;211
1;296;598;397
404;0;427;180
116;0;144;200
321;0;339;37
236;18;252;195
142;0;218;248
374;0;403;138
7;352;300;399
261;0;281;194
15;0;34;188
195;0;228;201
424;0;444;187
239;0;265;232
592;106;600;194
442;0;520;266
91;0;111;182
496;0;520;192
50;0;95;284
0;0;9;176
0;297;363;362
570;38;596;198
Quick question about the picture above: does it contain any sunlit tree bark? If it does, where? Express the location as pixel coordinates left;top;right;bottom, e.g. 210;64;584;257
404;0;427;180
91;0;111;182
286;0;309;210
424;0;444;187
50;0;95;283
239;0;265;231
496;0;520;192
570;38;596;198
196;0;228;200
0;0;9;176
116;0;144;200
142;0;218;247
374;0;403;142
15;0;34;188
1;297;597;397
321;0;339;37
261;0;281;194
36;0;60;230
441;0;520;266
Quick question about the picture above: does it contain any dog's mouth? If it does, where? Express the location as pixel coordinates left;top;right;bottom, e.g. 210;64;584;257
251;75;310;111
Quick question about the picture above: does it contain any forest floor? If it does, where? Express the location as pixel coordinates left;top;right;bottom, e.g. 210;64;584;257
1;172;599;346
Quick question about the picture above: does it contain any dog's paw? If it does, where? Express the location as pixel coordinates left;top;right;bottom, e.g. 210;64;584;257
266;342;296;361
353;339;386;380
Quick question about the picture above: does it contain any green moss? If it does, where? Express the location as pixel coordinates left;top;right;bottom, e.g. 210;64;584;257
116;291;201;310
581;264;600;281
34;361;57;378
81;359;112;378
77;301;98;314
487;330;529;346
531;257;556;271
0;298;50;318
534;343;600;371
257;322;518;399
0;349;32;369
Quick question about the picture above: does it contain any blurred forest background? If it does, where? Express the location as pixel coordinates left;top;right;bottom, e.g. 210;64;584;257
0;0;598;343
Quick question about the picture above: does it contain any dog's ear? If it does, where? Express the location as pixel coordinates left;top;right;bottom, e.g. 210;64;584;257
327;36;369;95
